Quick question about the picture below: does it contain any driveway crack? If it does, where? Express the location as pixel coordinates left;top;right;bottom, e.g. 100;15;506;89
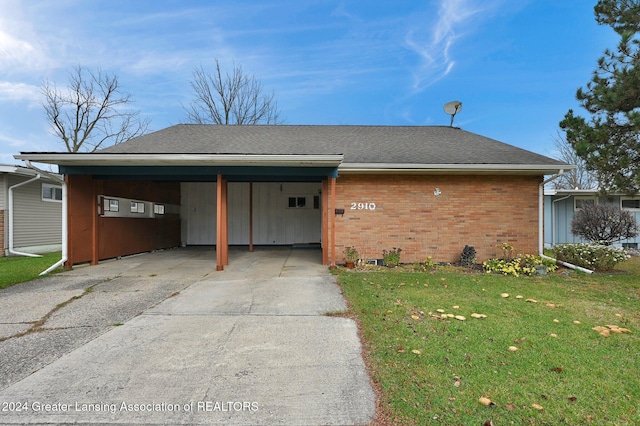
0;282;101;343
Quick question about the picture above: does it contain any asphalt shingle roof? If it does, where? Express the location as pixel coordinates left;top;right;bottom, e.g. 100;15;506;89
101;124;565;166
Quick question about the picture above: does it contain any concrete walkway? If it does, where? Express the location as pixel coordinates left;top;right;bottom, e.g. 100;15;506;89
0;247;375;425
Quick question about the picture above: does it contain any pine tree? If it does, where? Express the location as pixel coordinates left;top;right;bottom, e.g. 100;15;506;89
560;0;640;192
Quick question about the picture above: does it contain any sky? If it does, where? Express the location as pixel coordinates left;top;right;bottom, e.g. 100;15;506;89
0;0;620;166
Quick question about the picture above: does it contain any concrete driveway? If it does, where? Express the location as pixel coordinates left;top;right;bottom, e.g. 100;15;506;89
0;247;375;425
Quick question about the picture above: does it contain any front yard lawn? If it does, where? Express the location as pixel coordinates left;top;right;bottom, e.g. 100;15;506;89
338;258;640;425
0;252;63;289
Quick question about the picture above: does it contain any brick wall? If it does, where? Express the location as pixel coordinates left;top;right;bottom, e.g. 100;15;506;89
0;209;4;256
333;174;541;263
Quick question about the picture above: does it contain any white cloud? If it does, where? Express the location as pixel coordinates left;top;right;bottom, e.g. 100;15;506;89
0;133;29;148
124;53;193;76
0;1;55;73
404;0;497;93
0;30;37;66
0;81;41;103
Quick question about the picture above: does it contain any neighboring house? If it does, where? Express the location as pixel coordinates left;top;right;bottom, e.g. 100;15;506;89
544;189;640;249
0;164;63;256
15;125;567;269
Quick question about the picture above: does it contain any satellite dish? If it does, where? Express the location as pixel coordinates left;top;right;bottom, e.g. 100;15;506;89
443;101;462;127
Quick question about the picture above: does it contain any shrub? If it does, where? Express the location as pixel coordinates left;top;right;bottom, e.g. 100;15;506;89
459;245;477;266
382;248;402;267
571;204;639;244
553;243;630;271
343;246;359;263
414;256;438;272
483;254;558;277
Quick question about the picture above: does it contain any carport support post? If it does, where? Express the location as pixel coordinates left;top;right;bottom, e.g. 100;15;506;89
91;179;101;266
216;174;229;271
322;180;328;265
329;177;336;268
249;181;253;252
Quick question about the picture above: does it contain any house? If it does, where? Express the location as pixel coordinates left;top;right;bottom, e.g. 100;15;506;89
15;125;567;269
544;189;640;249
0;164;63;256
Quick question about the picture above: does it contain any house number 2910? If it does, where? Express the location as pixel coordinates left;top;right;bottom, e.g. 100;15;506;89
351;202;376;210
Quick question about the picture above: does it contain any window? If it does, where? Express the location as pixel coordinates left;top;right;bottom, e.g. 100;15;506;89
288;197;306;208
621;198;640;210
622;243;638;249
42;183;62;202
103;198;119;212
130;201;145;213
574;196;596;210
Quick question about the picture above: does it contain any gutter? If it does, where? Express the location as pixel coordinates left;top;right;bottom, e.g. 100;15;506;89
340;163;567;175
15;153;345;168
23;161;68;276
539;171;564;257
538;171;594;274
8;175;43;258
15;153;566;174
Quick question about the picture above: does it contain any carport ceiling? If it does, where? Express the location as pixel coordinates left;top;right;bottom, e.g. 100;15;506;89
81;165;338;182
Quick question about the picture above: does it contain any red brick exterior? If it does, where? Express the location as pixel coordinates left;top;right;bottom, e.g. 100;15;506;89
0;209;4;257
333;174;541;264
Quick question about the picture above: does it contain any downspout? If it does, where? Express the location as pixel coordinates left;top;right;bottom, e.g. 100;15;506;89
8;175;43;257
23;161;68;276
539;171;564;257
539;171;594;274
330;177;337;269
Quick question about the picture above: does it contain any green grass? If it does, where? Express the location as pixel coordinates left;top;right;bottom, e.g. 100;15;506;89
0;252;64;289
337;258;640;425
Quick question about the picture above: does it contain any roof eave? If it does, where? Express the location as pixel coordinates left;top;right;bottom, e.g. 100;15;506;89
0;164;63;177
339;163;572;175
0;165;32;175
14;153;345;168
14;154;570;175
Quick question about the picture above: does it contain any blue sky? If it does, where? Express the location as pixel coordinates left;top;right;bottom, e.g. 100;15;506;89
0;0;618;165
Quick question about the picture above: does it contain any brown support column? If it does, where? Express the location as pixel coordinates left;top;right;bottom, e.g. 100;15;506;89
221;178;229;266
216;174;229;271
321;179;328;265
91;179;100;265
329;177;337;269
249;181;254;252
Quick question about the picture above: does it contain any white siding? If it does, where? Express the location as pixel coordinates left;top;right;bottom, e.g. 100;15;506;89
9;175;62;248
181;182;217;245
180;181;321;245
252;182;321;245
252;182;287;244
0;174;6;209
228;182;250;244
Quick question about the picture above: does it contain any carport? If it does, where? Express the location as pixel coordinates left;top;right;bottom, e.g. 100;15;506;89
15;153;343;271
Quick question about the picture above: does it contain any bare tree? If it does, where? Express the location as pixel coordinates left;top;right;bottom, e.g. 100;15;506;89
572;204;638;244
550;131;599;190
42;65;150;152
184;60;283;125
